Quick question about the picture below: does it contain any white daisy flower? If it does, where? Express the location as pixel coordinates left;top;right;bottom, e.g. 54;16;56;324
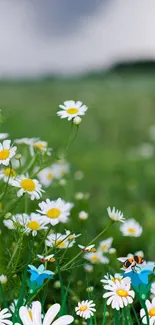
140;297;155;324
101;273;123;285
0;133;9;140
3;214;25;230
107;207;125;223
37;198;74;226
0;274;7;284
103;277;135;310
37;160;69;187
151;282;155;297
0;167;16;182
51;160;70;178
78;211;88;220
19;301;74;325
0;308;12;325
46;232;75;249
19;213;47;236
37;167;55;187
57;100;88;121
98;237;113;253
83;264;94;273
0;140;17;166
75;300;96;320
120;218;143;237
84;251;109;264
14;138;38;145
31;140;52;156
11;175;44;200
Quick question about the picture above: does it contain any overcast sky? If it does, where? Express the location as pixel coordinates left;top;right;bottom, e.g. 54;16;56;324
0;0;155;77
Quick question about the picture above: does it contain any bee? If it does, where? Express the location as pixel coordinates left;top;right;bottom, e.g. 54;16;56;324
37;254;56;263
117;255;144;271
78;244;97;253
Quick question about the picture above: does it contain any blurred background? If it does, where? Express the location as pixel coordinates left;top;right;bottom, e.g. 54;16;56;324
1;0;155;259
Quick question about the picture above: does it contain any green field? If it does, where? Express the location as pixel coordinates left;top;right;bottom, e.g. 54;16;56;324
1;72;155;322
1;72;155;259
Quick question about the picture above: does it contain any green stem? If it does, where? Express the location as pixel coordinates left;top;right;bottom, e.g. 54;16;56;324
131;305;141;325
23;154;38;175
114;309;120;325
102;300;107;325
0;162;12;201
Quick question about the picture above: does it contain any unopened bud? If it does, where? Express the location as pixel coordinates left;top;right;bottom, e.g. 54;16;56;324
73;116;82;125
15;154;22;160
4;212;12;219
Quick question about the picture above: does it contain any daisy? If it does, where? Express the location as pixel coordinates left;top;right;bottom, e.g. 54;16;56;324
37;198;74;226
11;175;44;200
84;251;109;264
0;133;9;140
120;218;143;237
37;160;69;187
46;233;75;249
31;140;52;156
0;140;17;166
0;308;12;325
75;300;96;320
140;297;155;324
57;100;88;121
101;273;123;285
107;207;125;222
19;213;47;236
103;277;135;310
83;264;94;273
98;237;113;253
19;301;74;325
14;137;38;145
0;167;16;182
37;167;55;187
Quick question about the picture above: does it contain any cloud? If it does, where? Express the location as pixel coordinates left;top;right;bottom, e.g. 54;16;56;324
0;0;155;77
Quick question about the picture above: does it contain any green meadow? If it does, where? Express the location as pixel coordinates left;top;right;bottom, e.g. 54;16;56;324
1;72;155;322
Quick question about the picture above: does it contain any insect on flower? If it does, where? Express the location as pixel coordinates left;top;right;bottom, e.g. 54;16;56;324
37;254;56;263
118;255;144;271
78;244;96;253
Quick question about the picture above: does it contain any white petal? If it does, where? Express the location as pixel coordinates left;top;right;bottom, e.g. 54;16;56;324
52;316;74;325
43;304;60;325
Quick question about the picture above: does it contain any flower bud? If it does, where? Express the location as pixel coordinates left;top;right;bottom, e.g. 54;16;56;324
73;116;82;125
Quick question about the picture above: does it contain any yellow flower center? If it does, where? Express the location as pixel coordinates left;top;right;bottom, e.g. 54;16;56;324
0;149;10;160
20;179;36;191
116;289;129;297
79;305;88;312
27;220;40;230
47;172;53;180
28;310;33;320
55;239;66;248
100;244;108;251
91;255;99;263
46;208;61;219
149;308;155;317
33;142;46;150
67;107;79;115
4;168;16;177
128;227;136;233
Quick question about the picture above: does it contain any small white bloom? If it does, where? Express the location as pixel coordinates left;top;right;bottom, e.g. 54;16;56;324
103;277;135;310
0;167;16;182
20;213;47;236
101;273;123;285
75;192;84;200
37;198;74;226
46;233;75;249
19;301;74;325
75;300;96;319
0;140;17;166
11;175;44;200
73;116;82;125
32;140;52;156
120;218;143;237
140;297;155;324
0;274;7;284
98;237;113;253
0;133;9;140
107;207;125;222
57;100;88;121
83;264;94;273
0;308;12;325
84;251;109;264
109;248;116;254
79;211;88;220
